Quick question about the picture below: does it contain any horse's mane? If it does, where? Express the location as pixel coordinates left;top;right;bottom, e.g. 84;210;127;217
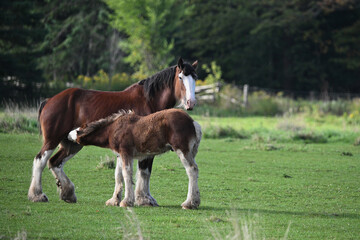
138;66;177;100
78;110;133;138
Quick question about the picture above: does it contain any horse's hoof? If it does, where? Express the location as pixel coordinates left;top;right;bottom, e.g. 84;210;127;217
135;195;159;207
120;200;134;208
181;200;200;210
106;198;121;206
28;193;49;202
62;194;77;203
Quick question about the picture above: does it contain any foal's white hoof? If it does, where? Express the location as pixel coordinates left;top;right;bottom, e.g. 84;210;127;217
28;193;49;202
181;200;200;210
120;200;134;208
135;195;159;207
106;198;121;206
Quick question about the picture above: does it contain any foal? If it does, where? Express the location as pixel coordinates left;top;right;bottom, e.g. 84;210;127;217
68;109;202;209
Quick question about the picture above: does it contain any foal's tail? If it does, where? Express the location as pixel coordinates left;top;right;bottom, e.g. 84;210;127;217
192;121;202;157
38;98;49;136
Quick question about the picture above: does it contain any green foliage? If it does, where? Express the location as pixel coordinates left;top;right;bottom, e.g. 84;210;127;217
76;70;135;91
292;132;328;143
38;0;116;84
106;0;190;76
0;114;38;134
202;61;223;85
0;0;46;99
177;0;360;94
202;125;248;139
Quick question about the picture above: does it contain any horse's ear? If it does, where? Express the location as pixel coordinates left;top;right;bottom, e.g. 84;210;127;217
192;60;198;70
177;57;184;69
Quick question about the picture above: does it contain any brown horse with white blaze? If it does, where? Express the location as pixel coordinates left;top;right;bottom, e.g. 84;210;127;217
68;109;202;209
28;58;198;206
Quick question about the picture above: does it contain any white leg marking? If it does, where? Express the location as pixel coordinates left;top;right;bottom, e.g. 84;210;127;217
50;153;77;203
176;149;200;209
135;160;159;206
68;128;80;142
120;160;135;207
28;149;55;202
106;156;124;206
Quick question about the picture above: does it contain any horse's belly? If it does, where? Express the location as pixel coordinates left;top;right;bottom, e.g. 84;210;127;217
134;144;172;159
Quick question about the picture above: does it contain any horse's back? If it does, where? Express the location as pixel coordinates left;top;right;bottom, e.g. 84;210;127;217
39;87;145;141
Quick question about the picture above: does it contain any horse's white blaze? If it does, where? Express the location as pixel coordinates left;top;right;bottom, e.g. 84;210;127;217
29;149;55;197
68;128;80;142
179;72;196;109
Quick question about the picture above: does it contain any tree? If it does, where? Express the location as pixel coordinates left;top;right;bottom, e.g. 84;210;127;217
106;0;191;76
0;0;46;99
38;0;118;87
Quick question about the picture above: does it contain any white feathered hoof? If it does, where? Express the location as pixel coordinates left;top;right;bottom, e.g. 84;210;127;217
181;199;200;210
28;193;49;202
106;198;121;206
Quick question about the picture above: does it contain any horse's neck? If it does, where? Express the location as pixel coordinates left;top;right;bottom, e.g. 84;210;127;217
149;87;177;112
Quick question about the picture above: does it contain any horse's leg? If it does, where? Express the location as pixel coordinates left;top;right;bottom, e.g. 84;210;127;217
48;140;82;203
120;155;135;207
135;157;159;207
28;144;56;202
106;155;124;206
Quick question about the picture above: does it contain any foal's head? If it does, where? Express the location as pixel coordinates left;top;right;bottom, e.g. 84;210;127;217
176;58;198;110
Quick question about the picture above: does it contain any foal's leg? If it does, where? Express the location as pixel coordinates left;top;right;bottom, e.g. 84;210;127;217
48;140;82;203
177;149;200;209
106;155;124;206
135;157;159;206
177;123;202;209
28;144;56;202
120;155;135;207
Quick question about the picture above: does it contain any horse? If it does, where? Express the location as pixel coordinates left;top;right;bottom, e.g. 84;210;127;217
67;108;202;209
28;58;198;206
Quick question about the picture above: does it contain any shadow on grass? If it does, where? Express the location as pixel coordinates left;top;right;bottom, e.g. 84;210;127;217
160;205;360;219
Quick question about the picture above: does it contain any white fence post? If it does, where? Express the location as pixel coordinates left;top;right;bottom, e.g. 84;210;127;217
243;84;248;107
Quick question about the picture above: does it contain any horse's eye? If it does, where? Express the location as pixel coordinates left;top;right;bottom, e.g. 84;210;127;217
179;75;182;80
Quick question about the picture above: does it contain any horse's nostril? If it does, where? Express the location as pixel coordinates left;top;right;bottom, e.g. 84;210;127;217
187;100;190;106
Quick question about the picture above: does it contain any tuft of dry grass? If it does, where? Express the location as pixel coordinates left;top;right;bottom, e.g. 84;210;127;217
118;208;146;240
96;155;116;169
210;212;291;240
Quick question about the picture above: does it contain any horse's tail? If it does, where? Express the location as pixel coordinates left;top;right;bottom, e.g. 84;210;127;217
38;99;48;136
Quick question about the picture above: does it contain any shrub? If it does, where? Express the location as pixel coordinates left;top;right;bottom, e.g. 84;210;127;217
292;132;327;143
203;125;248;139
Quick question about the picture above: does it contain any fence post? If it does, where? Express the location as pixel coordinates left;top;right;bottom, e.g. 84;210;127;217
243;84;248;107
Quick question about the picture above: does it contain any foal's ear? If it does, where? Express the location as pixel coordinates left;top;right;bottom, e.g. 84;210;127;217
192;60;198;70
177;57;184;69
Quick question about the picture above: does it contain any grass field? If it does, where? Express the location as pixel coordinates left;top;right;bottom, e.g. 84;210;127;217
0;114;359;239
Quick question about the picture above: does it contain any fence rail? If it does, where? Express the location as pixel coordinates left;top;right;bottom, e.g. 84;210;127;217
195;82;360;106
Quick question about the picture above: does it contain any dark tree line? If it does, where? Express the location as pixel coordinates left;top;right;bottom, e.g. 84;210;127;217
1;0;359;100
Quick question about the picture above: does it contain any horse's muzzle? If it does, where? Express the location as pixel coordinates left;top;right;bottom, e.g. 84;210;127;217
186;99;196;110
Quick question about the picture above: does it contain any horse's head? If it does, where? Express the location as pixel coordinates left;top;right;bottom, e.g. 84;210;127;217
176;57;198;110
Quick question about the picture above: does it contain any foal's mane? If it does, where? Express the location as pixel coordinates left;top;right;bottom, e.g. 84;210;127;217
138;66;177;100
78;110;133;137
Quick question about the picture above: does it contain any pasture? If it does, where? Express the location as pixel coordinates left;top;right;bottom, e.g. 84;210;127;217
0;115;359;239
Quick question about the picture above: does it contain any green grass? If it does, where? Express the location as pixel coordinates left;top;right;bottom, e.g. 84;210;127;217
1;131;359;239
